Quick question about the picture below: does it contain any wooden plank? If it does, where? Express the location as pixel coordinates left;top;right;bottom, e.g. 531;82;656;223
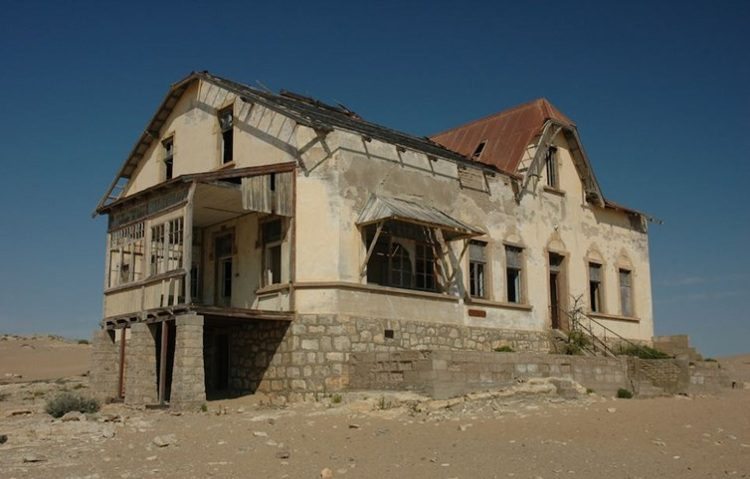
183;184;195;304
359;221;384;277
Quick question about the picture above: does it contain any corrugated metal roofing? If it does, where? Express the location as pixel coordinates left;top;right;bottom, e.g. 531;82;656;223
357;195;484;239
430;98;575;174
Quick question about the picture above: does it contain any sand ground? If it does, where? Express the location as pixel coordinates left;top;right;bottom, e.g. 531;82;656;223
0;336;748;479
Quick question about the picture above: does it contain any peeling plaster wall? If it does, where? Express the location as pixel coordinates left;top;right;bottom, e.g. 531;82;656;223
292;127;653;342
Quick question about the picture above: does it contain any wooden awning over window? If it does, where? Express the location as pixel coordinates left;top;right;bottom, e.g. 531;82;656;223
357;195;484;240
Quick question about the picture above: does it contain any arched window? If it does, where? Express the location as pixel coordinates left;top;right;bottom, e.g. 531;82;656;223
389;241;412;288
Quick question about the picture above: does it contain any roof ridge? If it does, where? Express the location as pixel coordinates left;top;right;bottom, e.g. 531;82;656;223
430;98;553;138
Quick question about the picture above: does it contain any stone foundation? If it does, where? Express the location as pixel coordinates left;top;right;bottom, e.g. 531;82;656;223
238;314;551;401
89;329;119;401
124;322;158;405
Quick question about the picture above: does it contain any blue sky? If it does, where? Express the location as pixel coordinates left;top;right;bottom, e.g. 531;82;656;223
0;1;747;356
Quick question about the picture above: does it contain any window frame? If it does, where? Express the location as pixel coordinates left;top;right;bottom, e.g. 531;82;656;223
363;221;439;293
218;106;234;165
162;136;174;181
504;244;525;304
618;268;635;317
468;240;488;299
260;217;285;287
588;261;604;313
544;146;558;189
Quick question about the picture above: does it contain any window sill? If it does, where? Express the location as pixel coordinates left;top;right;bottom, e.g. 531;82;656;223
543;185;566;197
466;297;533;311
214;161;236;171
104;269;186;295
256;283;291;296
587;311;640;322
293;281;460;302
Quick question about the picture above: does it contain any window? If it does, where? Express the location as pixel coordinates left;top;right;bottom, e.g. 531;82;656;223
469;241;487;298
150;217;183;276
108;222;145;287
262;219;283;286
589;263;603;313
619;269;633;317
545;147;558;188
364;221;438;292
219;107;234;164
415;243;436;291
505;245;523;303
163;137;174;180
471;140;487;160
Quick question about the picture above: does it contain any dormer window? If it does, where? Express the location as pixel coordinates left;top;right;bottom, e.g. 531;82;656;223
218;107;234;165
545;146;558;188
163;137;174;180
471;140;487;160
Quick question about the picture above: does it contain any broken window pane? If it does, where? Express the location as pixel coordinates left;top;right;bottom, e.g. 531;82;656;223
505;245;523;303
109;222;145;287
545;147;558;188
589;263;602;313
469;241;486;298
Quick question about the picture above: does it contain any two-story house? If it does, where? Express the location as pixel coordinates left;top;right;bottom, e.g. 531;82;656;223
90;71;654;407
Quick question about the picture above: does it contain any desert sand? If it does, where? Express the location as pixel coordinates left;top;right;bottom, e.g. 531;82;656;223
0;336;748;479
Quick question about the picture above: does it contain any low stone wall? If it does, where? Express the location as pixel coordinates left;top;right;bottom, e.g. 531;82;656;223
689;361;732;394
348;351;629;399
628;358;690;396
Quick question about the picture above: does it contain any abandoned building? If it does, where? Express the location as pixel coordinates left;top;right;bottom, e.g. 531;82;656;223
90;71;655;407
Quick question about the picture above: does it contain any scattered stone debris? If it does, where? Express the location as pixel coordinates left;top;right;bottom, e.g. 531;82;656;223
152;434;177;448
23;454;45;463
62;411;84;422
320;467;334;478
275;450;291;459
0;434;7;444
6;408;32;417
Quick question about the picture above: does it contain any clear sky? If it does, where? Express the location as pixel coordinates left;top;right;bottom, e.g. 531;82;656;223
0;1;747;356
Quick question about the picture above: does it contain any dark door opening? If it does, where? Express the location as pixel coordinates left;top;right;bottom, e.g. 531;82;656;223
550;271;561;329
215;233;234;307
155;321;176;403
549;252;567;331
215;334;230;391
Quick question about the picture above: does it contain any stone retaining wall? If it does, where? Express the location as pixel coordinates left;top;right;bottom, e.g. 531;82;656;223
348;350;630;398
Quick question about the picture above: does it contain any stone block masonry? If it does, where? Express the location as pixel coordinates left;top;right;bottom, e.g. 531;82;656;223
89;329;119;401
348;351;630;399
124;322;157;405
170;314;206;408
237;314;551;401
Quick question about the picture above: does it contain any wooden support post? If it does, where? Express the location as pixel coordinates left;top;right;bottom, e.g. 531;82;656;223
158;321;168;405
183;182;196;305
446;238;470;288
359;221;384;277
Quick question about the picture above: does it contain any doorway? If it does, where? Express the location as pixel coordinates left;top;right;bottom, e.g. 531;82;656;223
549;252;567;331
214;233;233;307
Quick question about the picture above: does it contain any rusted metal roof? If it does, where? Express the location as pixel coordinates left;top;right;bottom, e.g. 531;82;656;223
430;98;575;174
357;195;484;239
